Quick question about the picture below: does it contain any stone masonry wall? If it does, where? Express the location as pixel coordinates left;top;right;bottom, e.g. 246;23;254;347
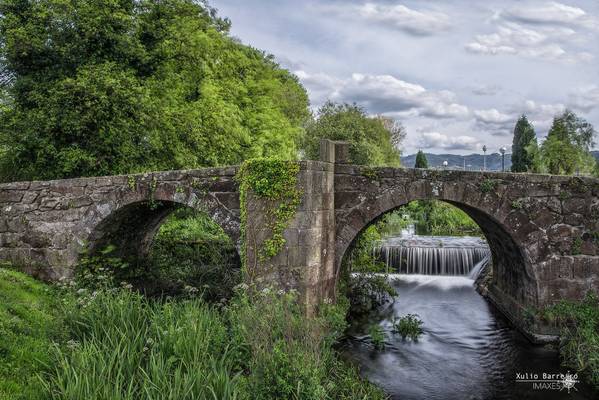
0;168;240;280
244;160;336;308
333;160;599;336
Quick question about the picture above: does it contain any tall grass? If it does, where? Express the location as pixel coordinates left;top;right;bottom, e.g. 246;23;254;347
543;292;599;389
39;287;386;400
42;290;239;400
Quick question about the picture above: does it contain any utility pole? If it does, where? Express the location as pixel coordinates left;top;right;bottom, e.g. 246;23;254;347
500;147;506;172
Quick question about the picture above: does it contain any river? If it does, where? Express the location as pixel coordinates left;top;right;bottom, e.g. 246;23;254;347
342;235;595;399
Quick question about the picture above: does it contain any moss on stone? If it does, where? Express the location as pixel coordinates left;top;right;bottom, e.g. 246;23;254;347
236;159;301;266
479;179;498;194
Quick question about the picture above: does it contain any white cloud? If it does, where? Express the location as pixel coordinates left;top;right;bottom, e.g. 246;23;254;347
321;2;451;36
472;84;501;96
215;0;598;155
466;1;598;63
501;2;597;29
518;100;565;133
474;108;513;124
522;100;565;116
569;86;599;112
465;22;592;62
295;71;470;119
473;108;515;136
419;132;481;151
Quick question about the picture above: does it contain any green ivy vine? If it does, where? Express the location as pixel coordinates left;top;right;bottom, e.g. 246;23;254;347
236;159;301;266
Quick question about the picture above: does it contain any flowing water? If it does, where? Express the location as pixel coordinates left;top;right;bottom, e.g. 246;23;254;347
373;235;491;276
343;234;595;399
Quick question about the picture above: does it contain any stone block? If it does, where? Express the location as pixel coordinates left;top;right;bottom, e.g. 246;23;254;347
0;190;24;202
319;139;336;163
334;142;350;164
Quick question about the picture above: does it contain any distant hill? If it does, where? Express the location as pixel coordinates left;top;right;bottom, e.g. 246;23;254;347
401;150;599;171
401;152;511;171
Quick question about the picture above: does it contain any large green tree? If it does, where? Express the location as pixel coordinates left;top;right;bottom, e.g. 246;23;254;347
301;102;403;166
541;110;596;175
414;150;428;168
0;0;309;181
510;115;537;172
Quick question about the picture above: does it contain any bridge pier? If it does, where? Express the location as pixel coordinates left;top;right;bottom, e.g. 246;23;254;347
243;143;338;308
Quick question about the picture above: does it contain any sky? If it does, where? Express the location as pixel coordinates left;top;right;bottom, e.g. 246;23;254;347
213;0;599;155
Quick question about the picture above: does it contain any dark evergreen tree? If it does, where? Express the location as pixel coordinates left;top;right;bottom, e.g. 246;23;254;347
510;115;537;172
414;150;428;168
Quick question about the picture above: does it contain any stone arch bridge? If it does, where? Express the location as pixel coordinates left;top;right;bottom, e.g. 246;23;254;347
1;141;598;338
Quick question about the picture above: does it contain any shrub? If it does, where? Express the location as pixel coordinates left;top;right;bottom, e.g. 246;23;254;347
392;314;424;340
343;225;397;315
368;325;386;350
75;245;131;290
347;273;397;315
479;179;498;194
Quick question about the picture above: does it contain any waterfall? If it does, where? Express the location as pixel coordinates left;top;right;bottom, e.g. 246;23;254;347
468;254;491;280
374;235;491;276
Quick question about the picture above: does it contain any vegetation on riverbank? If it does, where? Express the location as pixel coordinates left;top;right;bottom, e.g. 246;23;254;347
0;0;310;181
381;201;482;237
542;292;599;389
0;266;386;400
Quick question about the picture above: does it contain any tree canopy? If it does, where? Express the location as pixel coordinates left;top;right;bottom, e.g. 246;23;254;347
0;0;309;181
510;115;537;173
301;102;403;167
540;110;596;175
414;150;428;168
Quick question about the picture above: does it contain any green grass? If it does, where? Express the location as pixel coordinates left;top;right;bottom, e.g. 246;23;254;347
0;267;66;400
542;292;599;389
0;267;387;400
43;290;238;399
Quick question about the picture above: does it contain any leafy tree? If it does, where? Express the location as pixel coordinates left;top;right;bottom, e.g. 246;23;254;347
375;115;407;151
510;115;537;172
414;150;428;168
0;0;309;181
301;102;403;167
524;140;544;174
541;110;596;175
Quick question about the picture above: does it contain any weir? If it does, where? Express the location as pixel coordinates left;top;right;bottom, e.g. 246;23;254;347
374;235;491;276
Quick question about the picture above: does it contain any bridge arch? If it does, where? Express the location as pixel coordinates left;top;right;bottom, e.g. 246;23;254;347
85;187;241;263
334;169;545;319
